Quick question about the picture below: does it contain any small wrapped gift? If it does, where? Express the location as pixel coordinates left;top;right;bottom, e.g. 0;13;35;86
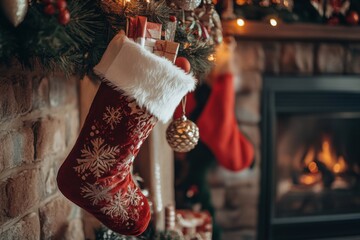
126;17;136;39
165;21;177;41
144;38;156;52
175;210;212;240
146;22;162;40
135;16;147;46
126;16;147;47
154;40;179;63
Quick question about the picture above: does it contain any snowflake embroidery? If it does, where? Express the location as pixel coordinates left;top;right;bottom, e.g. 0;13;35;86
130;208;140;221
101;191;129;222
128;116;150;138
74;138;120;178
117;152;135;169
115;164;131;181
125;185;142;206
126;97;157;140
127;99;140;115
80;183;112;205
103;106;122;129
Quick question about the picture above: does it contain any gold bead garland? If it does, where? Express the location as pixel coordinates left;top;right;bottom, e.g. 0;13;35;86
166;96;199;152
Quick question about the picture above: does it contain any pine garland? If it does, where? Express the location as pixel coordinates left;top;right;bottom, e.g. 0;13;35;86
144;0;171;24
0;24;17;63
0;0;214;78
175;26;214;78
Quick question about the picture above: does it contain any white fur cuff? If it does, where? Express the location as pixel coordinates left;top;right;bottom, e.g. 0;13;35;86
94;33;196;123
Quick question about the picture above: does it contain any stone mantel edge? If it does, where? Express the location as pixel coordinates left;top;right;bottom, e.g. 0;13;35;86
222;20;360;42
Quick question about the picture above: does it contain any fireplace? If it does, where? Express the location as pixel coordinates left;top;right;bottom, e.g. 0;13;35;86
259;76;360;240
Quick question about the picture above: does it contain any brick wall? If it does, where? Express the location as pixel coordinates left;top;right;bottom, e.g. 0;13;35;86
0;63;83;239
208;41;360;240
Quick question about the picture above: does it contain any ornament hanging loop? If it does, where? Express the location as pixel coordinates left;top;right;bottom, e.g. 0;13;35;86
166;95;199;152
181;96;187;116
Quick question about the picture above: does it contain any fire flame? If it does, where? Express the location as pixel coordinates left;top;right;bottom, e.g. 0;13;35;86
304;137;347;174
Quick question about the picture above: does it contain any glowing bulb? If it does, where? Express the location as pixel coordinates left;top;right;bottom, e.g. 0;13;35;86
126;0;131;2
145;0;150;3
208;54;215;61
237;18;245;27
270;18;278;27
236;0;247;5
284;0;289;7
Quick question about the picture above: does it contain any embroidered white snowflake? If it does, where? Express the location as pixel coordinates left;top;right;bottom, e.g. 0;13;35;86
74;138;120;178
127;99;140;115
117;153;134;169
130;208;140;221
115;164;131;181
125;185;142;206
103;106;122;129
80;183;112;205
100;191;129;222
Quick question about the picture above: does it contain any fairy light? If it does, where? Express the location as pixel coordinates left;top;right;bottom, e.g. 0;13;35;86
154;163;163;212
270;18;278;27
284;0;290;8
236;18;245;27
208;54;215;61
236;0;247;5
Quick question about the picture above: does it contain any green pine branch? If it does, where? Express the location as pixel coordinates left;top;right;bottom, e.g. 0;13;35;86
0;0;215;77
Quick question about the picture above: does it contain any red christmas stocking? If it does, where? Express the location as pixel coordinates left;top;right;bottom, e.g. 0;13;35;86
57;32;195;236
197;73;254;171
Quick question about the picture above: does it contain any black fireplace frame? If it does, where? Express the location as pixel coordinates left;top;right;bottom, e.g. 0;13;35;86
259;76;360;240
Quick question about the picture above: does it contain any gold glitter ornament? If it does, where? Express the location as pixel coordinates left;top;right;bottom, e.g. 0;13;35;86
166;97;199;152
0;0;28;27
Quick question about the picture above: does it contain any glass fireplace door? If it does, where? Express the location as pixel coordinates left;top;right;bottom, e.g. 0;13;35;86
259;76;360;240
275;113;360;218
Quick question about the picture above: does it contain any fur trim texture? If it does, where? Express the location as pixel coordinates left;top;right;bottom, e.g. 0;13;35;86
94;33;196;123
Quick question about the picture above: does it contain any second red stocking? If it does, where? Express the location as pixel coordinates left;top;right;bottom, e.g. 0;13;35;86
197;73;254;171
